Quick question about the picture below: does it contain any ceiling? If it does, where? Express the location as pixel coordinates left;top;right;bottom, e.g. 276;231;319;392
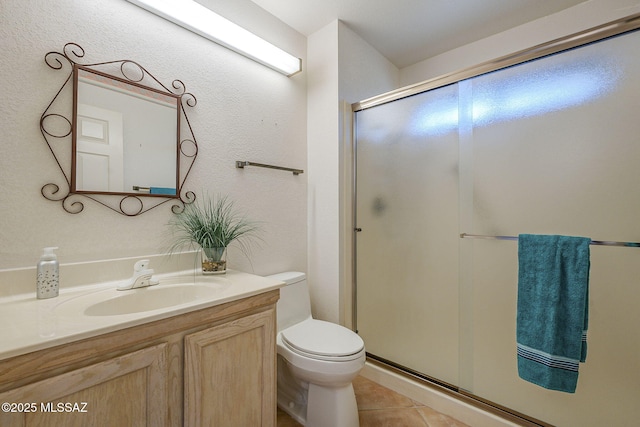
250;0;588;68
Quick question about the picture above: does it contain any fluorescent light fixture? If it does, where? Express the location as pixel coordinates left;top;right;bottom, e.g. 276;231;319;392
125;0;302;76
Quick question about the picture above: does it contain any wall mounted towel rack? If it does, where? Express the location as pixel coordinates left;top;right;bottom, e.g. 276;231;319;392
460;233;640;247
235;161;304;175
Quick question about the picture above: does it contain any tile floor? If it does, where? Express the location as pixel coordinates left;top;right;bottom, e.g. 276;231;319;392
277;375;470;427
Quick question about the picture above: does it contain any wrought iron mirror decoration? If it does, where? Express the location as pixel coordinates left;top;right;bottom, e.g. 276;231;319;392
40;42;197;216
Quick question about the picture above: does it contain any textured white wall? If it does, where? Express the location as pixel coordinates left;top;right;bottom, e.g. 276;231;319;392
0;0;307;276
338;23;399;104
307;21;340;322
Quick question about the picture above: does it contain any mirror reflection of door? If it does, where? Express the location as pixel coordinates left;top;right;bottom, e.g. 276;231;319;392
76;104;124;192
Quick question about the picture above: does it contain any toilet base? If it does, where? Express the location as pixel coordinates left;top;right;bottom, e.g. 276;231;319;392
277;356;360;427
306;382;359;427
278;382;359;427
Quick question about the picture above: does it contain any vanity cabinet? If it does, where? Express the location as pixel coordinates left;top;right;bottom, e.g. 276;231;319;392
184;309;276;426
0;344;168;427
0;289;279;427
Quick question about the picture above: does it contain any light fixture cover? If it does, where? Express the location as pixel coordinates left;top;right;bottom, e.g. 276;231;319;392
126;0;302;76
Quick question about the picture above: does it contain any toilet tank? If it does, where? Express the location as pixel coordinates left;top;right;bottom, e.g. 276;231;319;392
267;272;311;331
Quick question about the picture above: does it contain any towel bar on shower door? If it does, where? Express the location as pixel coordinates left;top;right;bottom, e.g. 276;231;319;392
460;233;640;247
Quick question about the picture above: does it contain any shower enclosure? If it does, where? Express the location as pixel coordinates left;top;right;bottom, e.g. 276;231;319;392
354;16;640;427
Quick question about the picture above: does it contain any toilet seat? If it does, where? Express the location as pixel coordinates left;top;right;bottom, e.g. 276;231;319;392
280;319;365;362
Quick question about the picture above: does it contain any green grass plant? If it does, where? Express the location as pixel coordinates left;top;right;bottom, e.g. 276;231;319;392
168;194;260;261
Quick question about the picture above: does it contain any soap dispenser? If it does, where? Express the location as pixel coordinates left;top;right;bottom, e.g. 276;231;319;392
37;247;59;299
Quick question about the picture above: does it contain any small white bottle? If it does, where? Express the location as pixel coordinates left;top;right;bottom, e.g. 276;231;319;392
37;247;59;299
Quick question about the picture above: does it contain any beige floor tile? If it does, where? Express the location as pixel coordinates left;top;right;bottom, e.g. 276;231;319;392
417;406;471;427
354;375;417;410
359;408;429;427
277;406;302;426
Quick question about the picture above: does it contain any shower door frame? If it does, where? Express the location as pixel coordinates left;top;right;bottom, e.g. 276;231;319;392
350;11;640;425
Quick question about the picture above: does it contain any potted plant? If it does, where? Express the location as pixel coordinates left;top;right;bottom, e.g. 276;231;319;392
168;194;260;274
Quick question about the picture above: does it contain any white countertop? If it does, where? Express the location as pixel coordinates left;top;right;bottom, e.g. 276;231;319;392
0;269;284;360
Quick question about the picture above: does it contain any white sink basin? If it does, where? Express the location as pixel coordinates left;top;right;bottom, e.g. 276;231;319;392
56;282;226;317
85;284;222;316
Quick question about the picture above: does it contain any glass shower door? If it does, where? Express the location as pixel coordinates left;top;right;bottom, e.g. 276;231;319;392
355;84;461;387
460;30;640;426
355;28;640;426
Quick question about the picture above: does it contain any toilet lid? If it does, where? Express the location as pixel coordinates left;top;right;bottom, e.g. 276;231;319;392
280;319;364;360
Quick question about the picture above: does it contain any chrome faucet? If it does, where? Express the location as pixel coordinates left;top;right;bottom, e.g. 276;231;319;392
117;259;159;291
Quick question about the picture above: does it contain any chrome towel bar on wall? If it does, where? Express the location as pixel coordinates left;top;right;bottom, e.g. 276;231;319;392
235;161;304;175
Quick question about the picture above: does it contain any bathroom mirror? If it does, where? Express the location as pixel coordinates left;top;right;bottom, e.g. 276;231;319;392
41;43;198;216
73;66;179;196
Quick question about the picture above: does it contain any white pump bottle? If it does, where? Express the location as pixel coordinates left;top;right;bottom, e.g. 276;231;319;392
37;247;59;299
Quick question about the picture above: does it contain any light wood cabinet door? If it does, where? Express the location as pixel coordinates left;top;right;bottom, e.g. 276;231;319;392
184;309;276;427
0;343;168;427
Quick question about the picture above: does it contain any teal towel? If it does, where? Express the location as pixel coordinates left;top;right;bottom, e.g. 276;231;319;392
516;234;590;393
150;187;176;195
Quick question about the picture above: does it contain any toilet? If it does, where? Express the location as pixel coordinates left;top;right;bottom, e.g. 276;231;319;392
268;272;365;427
